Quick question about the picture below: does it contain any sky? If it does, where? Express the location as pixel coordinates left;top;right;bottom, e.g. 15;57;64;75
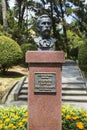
9;0;87;7
9;0;87;24
9;0;41;8
9;0;15;8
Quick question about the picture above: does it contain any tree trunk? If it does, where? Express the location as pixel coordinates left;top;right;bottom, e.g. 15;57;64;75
1;0;8;31
59;0;69;58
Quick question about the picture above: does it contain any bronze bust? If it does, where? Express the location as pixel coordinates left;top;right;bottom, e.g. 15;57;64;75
34;14;56;50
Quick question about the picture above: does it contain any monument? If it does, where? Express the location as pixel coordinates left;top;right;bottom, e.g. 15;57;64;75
26;14;65;130
34;14;56;50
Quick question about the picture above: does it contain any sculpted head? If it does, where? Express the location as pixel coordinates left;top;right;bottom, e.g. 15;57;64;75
37;14;52;39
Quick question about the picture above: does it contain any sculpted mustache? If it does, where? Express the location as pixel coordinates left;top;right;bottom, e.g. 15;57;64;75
42;29;50;31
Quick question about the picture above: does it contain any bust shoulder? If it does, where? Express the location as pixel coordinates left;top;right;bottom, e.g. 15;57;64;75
34;37;42;46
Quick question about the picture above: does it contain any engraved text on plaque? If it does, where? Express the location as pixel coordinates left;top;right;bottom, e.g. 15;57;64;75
34;73;56;93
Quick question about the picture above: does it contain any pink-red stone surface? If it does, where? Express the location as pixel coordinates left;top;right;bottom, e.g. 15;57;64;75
26;51;65;130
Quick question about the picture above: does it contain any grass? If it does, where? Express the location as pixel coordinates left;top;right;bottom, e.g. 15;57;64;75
0;65;28;101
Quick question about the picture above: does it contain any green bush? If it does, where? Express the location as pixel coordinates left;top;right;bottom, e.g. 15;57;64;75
0;36;23;73
21;43;37;60
78;43;87;71
0;106;27;130
67;30;84;60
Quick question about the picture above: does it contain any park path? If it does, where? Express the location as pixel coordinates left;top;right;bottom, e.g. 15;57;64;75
1;60;87;110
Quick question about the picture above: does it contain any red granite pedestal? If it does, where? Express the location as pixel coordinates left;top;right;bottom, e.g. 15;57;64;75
26;51;65;130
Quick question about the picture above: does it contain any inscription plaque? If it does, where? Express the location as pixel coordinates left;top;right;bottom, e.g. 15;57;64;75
34;73;56;93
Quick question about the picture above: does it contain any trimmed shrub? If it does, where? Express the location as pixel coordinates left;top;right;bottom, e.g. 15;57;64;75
67;30;84;60
78;43;87;71
21;43;37;60
0;36;23;73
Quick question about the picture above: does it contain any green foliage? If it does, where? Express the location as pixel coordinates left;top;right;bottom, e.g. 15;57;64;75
62;105;87;130
0;25;12;38
0;36;23;73
78;43;87;71
21;43;37;60
0;106;27;130
0;105;87;129
1;0;87;58
67;30;84;60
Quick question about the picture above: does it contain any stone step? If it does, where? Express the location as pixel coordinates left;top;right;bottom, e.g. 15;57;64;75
20;87;87;95
18;95;87;102
62;90;87;96
24;81;28;84
62;84;86;90
17;74;86;103
22;84;28;89
62;96;87;102
18;95;28;100
20;89;28;95
20;84;86;90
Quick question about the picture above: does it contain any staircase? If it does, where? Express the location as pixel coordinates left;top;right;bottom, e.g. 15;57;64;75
16;80;87;103
62;64;87;103
14;63;87;103
18;79;28;100
62;83;87;102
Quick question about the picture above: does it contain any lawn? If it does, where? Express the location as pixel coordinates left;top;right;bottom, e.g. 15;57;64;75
0;65;28;101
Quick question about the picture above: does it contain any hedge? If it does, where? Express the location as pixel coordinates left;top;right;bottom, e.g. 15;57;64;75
78;43;87;71
21;43;37;61
0;36;23;73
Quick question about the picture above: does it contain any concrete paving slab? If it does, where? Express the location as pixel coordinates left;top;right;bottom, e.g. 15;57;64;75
62;65;84;83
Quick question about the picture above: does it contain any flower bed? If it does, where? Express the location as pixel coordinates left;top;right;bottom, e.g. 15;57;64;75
0;106;28;130
62;105;87;130
0;105;87;129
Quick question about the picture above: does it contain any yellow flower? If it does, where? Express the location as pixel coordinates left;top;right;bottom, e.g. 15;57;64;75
25;112;28;117
66;115;71;120
10;113;15;117
62;109;65;113
8;124;14;128
70;112;74;115
76;122;84;129
84;117;87;121
80;111;86;116
13;125;17;129
0;124;3;129
72;116;79;120
14;115;20;119
3;116;7;119
0;120;3;123
22;118;27;122
5;118;10;122
18;122;23;127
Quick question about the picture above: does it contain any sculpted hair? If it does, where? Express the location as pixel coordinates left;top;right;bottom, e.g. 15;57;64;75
37;14;52;32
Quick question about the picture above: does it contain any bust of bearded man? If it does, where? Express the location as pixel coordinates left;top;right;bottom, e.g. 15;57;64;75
34;14;56;51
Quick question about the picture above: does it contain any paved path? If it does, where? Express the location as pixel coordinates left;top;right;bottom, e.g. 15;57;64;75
62;65;84;83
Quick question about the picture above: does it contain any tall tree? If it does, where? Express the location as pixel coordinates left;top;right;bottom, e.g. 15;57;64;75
7;0;86;53
1;0;8;31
